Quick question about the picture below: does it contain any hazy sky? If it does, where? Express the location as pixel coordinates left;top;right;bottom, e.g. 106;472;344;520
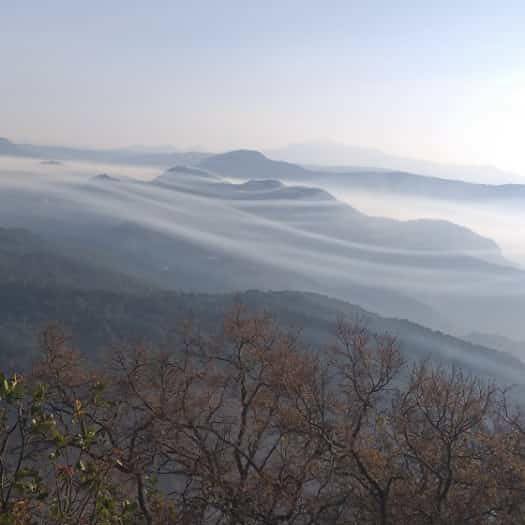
2;1;525;174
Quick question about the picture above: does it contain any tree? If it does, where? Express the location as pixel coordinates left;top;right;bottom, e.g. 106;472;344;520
1;308;525;524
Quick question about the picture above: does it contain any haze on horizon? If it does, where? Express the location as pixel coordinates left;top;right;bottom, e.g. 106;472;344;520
2;1;525;178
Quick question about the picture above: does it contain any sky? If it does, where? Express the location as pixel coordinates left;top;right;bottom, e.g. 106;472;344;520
1;1;525;175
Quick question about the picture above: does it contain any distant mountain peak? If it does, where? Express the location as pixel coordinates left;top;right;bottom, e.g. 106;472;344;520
266;140;523;184
200;149;306;181
91;173;120;182
40;159;63;166
214;150;269;161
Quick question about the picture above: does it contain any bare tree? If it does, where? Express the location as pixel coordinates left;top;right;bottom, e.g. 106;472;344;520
2;308;525;524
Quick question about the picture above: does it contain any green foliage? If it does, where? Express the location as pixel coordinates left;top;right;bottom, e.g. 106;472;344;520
0;373;24;402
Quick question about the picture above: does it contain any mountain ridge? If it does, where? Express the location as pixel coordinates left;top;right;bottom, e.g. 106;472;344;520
1;279;523;390
201;149;525;202
266;140;524;184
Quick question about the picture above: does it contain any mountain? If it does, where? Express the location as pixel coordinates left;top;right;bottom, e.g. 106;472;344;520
1;280;524;391
266;140;524;184
91;173;120;183
0;170;454;329
2;157;525;389
0;138;210;167
200;150;305;180
0;227;152;293
6;139;525;203
158;164;506;263
201;150;525;203
155;165;334;201
2;157;525;339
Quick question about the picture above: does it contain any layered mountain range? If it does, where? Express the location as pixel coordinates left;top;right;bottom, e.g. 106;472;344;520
1;226;523;392
1;141;524;385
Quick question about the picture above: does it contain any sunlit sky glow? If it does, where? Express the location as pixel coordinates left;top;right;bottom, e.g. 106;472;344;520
2;1;525;175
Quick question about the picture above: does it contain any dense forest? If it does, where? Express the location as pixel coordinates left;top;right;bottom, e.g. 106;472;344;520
2;307;525;524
